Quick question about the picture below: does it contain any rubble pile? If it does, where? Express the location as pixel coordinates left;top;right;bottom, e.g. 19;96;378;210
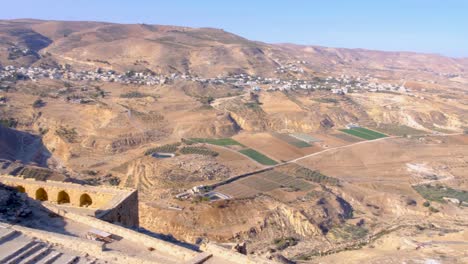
0;184;32;222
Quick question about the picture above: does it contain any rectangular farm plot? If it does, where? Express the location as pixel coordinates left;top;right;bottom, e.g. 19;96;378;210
289;133;322;143
330;133;363;143
272;133;312;148
239;148;278;165
340;127;387;140
188;138;244;146
238;176;281;192
352;127;387;138
257;171;313;191
234;133;317;161
216;182;260;198
216;170;314;198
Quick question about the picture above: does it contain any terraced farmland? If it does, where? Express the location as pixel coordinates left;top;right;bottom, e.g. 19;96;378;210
340;127;387;140
239;148;278;165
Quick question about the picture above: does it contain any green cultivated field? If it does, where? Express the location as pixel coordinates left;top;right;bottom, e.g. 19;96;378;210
188;138;244;146
239;148;278;165
340;127;387;140
353;127;387;138
413;184;468;206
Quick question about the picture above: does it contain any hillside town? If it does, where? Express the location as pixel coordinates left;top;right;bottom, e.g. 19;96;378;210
0;65;408;95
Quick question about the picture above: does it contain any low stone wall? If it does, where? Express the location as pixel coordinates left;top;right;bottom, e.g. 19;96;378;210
46;204;198;261
11;224;174;264
11;224;104;255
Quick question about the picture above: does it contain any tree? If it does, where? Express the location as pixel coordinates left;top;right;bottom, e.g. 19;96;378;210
32;98;45;108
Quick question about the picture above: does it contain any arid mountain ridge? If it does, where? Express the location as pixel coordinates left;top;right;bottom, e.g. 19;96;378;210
1;19;467;80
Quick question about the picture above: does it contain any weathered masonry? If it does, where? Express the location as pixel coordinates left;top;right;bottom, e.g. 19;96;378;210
0;175;139;227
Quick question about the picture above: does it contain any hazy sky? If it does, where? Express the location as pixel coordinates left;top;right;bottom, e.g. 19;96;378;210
2;0;467;57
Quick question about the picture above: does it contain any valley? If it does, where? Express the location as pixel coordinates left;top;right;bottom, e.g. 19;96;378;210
0;19;467;263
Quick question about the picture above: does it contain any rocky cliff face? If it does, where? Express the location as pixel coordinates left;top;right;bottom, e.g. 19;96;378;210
0;125;51;166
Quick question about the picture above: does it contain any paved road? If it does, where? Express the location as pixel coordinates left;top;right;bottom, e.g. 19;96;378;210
206;132;465;190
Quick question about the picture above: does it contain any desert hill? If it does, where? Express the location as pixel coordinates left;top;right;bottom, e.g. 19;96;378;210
0;19;467;264
1;19;467;80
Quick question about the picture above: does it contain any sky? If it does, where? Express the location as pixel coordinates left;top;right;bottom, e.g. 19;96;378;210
1;0;467;57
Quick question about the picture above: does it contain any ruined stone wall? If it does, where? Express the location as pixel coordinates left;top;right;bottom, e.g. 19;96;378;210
96;190;139;227
0;175;139;227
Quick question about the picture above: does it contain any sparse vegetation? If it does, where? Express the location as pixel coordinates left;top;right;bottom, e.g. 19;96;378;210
20;167;52;181
55;126;78;143
329;224;368;240
0;118;18;128
413;184;468;206
180;146;219;157
188;138;244;146
244;102;262;109
198;96;214;105
120;91;151;98
144;143;181;155
273;237;298;250
192;195;211;203
292;166;340;185
312;97;339;104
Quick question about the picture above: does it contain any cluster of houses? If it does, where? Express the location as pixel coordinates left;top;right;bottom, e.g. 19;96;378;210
0;65;409;96
275;60;307;74
0;66;169;86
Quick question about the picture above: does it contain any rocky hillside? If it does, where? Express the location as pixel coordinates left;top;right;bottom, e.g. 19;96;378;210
1;19;467;79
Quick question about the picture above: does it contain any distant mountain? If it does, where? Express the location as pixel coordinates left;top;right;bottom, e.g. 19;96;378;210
0;19;467;79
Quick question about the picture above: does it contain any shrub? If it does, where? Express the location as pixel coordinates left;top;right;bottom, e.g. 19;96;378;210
423;201;431;207
198;96;214;105
0;118;18;128
273;237;298;250
120;91;150;98
32;98;46;108
55;126;78;143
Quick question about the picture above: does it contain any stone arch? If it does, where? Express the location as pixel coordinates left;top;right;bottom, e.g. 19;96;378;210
57;190;70;204
79;193;92;207
17;186;26;193
35;188;48;201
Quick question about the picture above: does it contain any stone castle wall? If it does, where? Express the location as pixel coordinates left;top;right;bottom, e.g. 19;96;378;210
0;175;139;227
